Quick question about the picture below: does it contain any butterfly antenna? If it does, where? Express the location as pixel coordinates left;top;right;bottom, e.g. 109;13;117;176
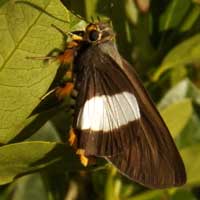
97;16;101;22
68;8;91;23
51;24;68;37
26;56;57;60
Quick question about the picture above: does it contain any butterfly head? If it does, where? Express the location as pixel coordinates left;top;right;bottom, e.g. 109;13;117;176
71;22;115;44
85;22;114;43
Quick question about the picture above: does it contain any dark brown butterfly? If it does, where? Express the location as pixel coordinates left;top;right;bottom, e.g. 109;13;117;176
55;22;186;189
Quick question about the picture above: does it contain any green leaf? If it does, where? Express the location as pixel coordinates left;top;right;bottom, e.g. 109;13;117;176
178;111;200;148
158;79;200;146
170;65;187;86
158;79;200;108
28;121;60;142
171;189;197;200
180;4;200;32
10;98;70;143
160;99;193;139
126;190;163;200
0;0;69;144
7;173;48;200
159;0;191;31
153;34;200;81
181;144;200;186
125;0;138;24
0;141;66;185
104;166;119;200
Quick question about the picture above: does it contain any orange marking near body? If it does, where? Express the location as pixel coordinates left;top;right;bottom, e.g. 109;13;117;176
57;49;74;64
76;149;89;166
67;41;79;48
56;82;74;99
68;128;77;147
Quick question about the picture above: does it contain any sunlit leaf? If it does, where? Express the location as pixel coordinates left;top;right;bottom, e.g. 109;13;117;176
158;79;200;147
153;34;200;81
181;144;200;186
0;0;69;144
158;79;200;108
161;99;193;138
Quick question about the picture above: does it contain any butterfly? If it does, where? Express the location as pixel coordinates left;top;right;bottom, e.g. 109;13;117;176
52;21;186;189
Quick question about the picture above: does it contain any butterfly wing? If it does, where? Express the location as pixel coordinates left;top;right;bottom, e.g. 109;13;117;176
73;42;186;188
105;58;186;188
73;45;141;156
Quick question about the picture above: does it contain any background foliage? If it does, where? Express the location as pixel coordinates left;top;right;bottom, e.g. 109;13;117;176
0;0;200;199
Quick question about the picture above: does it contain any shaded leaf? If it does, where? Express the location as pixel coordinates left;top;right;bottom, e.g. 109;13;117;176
180;4;200;32
0;141;67;185
28;121;60;142
171;189;197;200
7;173;48;200
9;96;71;143
159;0;191;31
126;190;163;200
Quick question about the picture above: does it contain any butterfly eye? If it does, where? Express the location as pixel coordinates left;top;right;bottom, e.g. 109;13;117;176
88;30;100;42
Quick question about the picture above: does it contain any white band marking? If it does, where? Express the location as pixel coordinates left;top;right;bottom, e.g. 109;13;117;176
77;91;140;131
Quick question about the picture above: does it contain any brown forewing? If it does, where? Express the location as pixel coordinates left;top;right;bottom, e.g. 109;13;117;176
73;45;141;156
